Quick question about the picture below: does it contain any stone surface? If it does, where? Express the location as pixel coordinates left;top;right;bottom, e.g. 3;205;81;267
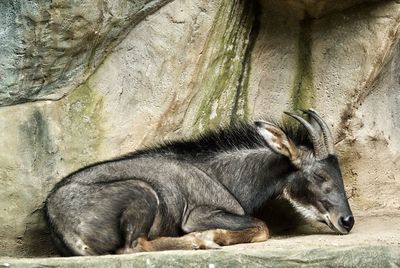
0;245;399;268
0;0;172;106
86;0;254;149
0;0;400;259
258;0;384;19
2;214;400;266
249;0;400;213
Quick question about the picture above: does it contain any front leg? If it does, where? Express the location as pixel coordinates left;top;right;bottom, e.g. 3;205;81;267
182;206;269;246
119;206;269;253
121;233;221;253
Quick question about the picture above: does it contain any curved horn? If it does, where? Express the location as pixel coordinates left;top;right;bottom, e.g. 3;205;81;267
302;109;335;155
284;111;328;160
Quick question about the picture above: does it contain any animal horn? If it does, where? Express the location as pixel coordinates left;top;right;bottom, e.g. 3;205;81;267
284;111;328;160
302;109;335;155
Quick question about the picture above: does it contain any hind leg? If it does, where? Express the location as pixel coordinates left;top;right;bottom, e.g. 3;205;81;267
51;233;74;257
116;193;158;254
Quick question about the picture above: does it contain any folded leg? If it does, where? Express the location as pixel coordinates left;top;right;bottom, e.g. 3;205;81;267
123;233;221;253
122;206;269;253
182;206;269;246
116;190;158;254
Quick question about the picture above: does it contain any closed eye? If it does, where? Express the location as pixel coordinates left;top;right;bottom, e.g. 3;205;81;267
320;200;333;210
313;173;326;182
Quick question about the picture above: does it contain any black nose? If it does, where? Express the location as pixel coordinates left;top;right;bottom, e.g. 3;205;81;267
340;215;354;232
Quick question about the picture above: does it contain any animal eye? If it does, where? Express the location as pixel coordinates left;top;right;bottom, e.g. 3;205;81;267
320;200;332;209
313;173;326;182
323;186;332;194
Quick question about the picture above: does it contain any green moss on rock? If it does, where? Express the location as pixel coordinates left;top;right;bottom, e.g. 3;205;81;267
191;1;255;135
60;83;104;170
291;19;315;111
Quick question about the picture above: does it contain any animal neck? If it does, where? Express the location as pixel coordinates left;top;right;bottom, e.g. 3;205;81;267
205;149;295;214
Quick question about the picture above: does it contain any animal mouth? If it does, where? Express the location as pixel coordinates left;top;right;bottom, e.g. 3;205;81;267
322;215;347;234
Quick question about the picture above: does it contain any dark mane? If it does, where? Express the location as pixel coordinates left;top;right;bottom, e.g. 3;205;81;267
121;119;313;159
53;118;314;192
125;121;267;158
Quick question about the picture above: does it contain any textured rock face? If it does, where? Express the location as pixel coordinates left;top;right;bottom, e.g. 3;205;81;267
1;245;400;268
0;0;399;258
249;1;400;214
0;0;172;106
258;0;383;19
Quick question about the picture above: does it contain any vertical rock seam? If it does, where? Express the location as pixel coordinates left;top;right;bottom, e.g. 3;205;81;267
230;1;260;124
291;18;315;111
191;0;256;134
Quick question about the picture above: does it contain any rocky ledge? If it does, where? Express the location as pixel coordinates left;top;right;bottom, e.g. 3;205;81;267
0;245;399;268
1;214;400;268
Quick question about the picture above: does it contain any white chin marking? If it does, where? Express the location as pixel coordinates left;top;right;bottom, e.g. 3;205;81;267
282;189;321;221
324;214;346;234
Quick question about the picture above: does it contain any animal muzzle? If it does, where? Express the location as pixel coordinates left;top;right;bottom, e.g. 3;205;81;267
326;212;355;234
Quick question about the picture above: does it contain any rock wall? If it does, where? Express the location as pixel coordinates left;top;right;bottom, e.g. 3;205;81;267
0;0;173;106
0;0;399;257
250;1;400;214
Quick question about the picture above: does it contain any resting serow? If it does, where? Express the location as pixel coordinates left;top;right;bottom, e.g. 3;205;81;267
45;109;354;256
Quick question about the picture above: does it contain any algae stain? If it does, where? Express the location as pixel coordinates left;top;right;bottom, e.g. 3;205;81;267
192;2;238;131
17;109;59;256
19;109;57;179
231;1;260;124
192;1;255;135
61;82;104;169
291;18;315;111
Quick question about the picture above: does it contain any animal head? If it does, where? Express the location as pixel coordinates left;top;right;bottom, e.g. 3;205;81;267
255;109;354;234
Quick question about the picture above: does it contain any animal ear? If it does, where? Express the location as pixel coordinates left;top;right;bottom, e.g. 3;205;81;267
255;120;300;166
